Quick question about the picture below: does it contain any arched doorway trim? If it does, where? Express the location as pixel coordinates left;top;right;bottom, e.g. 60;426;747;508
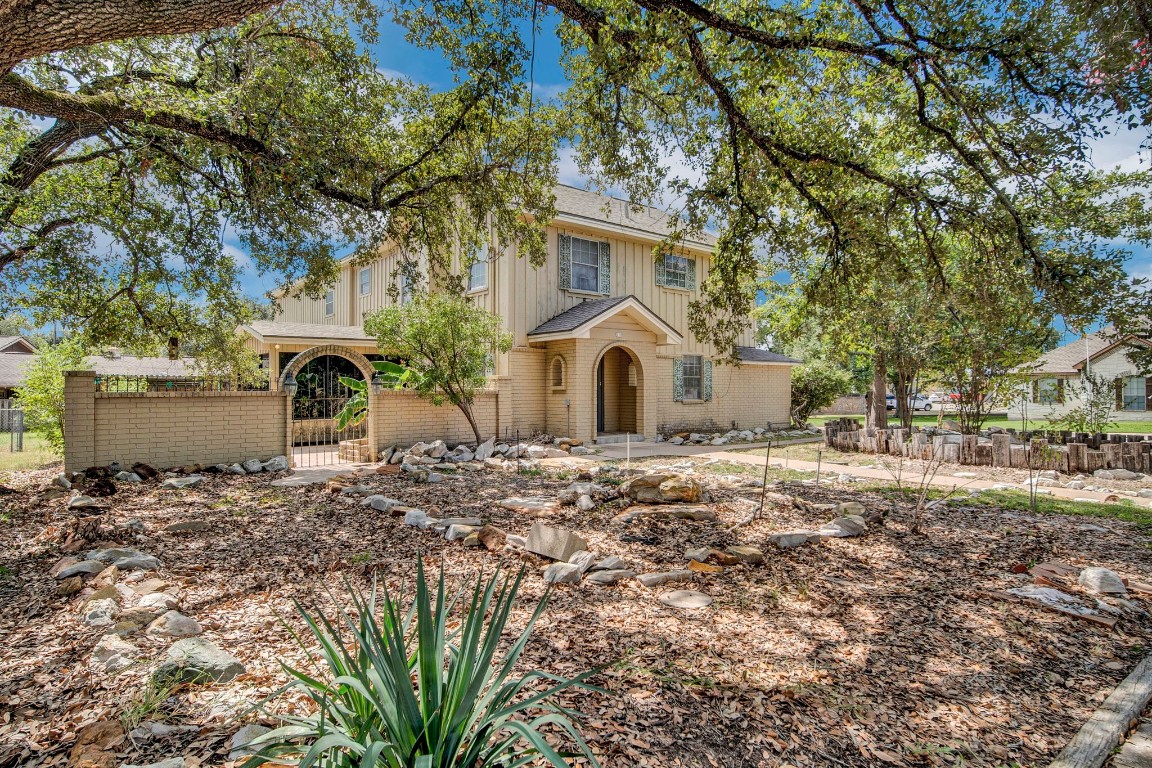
592;343;645;438
278;344;377;389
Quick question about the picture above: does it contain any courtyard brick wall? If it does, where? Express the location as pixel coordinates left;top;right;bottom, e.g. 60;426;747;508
370;389;500;447
63;371;291;472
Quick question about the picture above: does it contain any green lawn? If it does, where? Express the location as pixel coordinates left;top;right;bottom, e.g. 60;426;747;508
809;413;1152;434
0;432;61;473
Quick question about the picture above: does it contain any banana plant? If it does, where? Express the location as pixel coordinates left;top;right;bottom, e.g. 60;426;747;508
335;360;418;430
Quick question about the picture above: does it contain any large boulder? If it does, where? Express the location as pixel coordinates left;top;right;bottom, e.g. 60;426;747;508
621;473;703;504
1079;566;1127;595
525;523;587;561
262;455;290;472
474;437;496;461
154;637;245;684
498;497;561;516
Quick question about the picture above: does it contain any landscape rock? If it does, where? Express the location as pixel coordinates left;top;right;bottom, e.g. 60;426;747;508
570;446;593;456
128;722;198;744
1095;468;1143;481
147;611;203;638
69;721;125;768
445;524;479;541
477;525;507;551
138;592;180;611
113;554;161;571
576;494;596;512
526;522;588;561
51;473;72;490
585;569;635;585
225;463;247;475
56;560;106;579
114;471;142;483
621;473;703;503
1079;566;1127;595
818;515;867;538
362;495;403;513
636;571;695;587
770;531;817;549
90;634;138;673
121;758;186;768
614;504;717;524
164;520;210;533
154;637;245;684
568;550;598;573
543;562;584;584
659;589;713;609
68;495;98;509
57;575;83;595
684;547;712;562
241;458;264;474
498;497;561;515
82;598;120;627
427;440;448;458
505;534;527;549
161;475;202;489
725;545;765;564
475;437;496;461
403;509;429;527
687;559;724;574
229;724;272;761
262;455;290;472
591;555;626;572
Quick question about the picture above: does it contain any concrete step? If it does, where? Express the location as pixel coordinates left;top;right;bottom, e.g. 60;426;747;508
594;433;646;445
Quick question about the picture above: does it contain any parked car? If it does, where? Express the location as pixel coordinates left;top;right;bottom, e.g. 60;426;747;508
886;393;933;411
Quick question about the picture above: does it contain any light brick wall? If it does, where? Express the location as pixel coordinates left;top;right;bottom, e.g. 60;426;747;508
650;358;791;433
370;390;499;447
64;371;291;472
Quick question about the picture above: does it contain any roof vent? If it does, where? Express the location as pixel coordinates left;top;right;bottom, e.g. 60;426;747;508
105;347;121;359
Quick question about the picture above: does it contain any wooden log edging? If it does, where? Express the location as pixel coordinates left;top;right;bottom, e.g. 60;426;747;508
1048;655;1152;768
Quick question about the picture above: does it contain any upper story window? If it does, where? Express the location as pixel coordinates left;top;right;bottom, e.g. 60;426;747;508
469;245;488;291
559;234;610;295
359;267;372;296
324;290;335;317
399;273;411;305
656;252;695;290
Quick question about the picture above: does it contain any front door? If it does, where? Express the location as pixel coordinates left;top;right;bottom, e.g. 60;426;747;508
596;358;605;433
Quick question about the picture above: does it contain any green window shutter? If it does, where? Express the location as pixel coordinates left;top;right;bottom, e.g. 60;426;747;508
558;233;572;291
598;241;611;295
655;253;666;287
686;257;697;290
1115;378;1124;411
703;359;713;401
672;357;684;402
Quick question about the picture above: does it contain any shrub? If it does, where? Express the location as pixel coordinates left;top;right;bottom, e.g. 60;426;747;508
16;336;87;452
789;360;852;426
247;561;601;768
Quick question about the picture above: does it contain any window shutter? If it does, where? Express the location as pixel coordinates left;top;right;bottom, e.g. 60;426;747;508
1031;379;1039;403
598;241;611;295
703;359;713;401
686;257;697;290
558;234;572;291
655;254;666;287
1057;378;1065;405
672;357;684;402
1116;379;1124;411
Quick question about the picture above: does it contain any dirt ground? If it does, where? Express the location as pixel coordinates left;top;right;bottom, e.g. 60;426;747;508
2;459;1152;768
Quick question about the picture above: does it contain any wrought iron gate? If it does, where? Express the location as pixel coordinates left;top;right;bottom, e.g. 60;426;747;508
289;355;368;467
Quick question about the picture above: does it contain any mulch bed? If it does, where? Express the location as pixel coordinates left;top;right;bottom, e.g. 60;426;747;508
2;460;1151;767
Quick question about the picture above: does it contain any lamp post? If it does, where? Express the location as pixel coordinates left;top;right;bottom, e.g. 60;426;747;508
371;371;386;394
283;372;298;397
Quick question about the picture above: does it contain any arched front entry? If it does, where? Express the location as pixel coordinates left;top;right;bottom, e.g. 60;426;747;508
279;345;378;467
594;344;644;438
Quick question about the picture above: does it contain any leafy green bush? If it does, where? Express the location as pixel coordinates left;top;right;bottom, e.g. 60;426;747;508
16;336;87;453
248;561;600;768
789;360;853;426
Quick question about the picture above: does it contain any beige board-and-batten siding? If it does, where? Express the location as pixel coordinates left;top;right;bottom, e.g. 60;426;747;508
63;371;290;472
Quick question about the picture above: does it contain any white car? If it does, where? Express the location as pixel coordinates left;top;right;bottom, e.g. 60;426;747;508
886;393;933;411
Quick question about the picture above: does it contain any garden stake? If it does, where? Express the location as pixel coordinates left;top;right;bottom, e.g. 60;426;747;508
758;437;771;520
816;447;823;487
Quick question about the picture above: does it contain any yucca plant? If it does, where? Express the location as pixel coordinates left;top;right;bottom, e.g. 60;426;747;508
245;561;602;768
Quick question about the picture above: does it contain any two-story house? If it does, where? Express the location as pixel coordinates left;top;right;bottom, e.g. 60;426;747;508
240;185;797;449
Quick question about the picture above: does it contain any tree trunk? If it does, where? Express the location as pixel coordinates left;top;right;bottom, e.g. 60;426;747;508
458;402;482;445
866;352;888;432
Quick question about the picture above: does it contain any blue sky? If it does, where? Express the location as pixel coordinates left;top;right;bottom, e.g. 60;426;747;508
231;11;1152;348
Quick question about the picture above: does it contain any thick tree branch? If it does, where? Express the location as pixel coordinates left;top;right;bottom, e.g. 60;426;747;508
0;0;278;74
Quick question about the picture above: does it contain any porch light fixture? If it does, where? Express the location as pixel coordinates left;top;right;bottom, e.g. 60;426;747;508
283;372;298;396
370;371;387;394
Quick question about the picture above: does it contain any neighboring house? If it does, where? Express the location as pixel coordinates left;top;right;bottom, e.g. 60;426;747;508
1008;329;1152;421
242;184;799;444
0;339;197;399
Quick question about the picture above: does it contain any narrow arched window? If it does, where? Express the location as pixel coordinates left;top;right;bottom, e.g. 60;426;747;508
550;356;566;390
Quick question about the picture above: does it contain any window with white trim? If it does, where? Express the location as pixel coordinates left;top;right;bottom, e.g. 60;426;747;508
324;290;335;317
359;267;372;296
469;245;488;291
570;236;602;292
682;355;702;400
1122;376;1147;411
662;254;689;289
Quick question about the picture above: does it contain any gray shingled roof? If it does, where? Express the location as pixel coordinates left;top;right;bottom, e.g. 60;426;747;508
528;296;631;336
1026;329;1115;374
0;336;35;354
244;321;373;342
553;185;717;248
0;353;195;389
736;346;801;364
0;354;30;387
